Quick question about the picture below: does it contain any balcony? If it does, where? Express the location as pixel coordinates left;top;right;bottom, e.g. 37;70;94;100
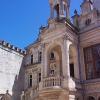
43;76;62;88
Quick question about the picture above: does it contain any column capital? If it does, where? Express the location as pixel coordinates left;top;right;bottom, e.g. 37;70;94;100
41;43;45;49
62;34;73;44
63;34;70;40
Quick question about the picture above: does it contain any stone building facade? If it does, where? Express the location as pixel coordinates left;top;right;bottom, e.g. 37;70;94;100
0;40;26;100
21;0;100;100
0;0;100;100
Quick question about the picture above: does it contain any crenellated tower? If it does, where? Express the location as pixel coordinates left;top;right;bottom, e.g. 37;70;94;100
49;0;70;19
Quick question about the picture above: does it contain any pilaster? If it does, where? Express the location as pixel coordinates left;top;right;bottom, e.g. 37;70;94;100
39;44;45;90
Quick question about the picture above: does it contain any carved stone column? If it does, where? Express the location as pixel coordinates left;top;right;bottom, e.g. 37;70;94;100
62;35;72;88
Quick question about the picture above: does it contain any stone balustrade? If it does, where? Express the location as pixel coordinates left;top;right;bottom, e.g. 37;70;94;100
43;76;62;88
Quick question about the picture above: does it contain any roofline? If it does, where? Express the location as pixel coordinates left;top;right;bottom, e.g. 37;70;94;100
0;40;26;55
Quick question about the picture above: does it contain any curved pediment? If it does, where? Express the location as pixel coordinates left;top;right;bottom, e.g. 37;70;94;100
39;19;78;44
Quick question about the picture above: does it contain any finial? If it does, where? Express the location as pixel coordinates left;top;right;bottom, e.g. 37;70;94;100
74;9;78;15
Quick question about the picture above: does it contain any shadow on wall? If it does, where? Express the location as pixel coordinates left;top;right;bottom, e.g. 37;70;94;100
12;59;25;100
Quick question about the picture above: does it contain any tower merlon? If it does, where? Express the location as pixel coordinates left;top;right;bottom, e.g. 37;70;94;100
0;40;26;55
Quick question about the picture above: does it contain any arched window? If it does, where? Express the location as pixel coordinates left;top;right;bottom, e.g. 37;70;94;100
54;4;60;18
88;96;95;100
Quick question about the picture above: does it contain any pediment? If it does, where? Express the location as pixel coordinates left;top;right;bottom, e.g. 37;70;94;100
40;19;67;35
40;19;78;40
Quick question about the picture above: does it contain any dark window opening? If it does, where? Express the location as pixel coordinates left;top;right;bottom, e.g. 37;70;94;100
70;63;75;78
84;44;100;80
76;97;79;100
50;52;55;60
31;55;33;64
85;19;91;26
29;75;32;87
39;73;41;82
54;4;60;18
88;96;95;100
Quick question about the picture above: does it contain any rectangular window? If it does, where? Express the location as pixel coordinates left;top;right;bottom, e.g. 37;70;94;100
31;55;33;64
38;73;41;82
70;63;75;78
84;44;100;79
28;75;32;87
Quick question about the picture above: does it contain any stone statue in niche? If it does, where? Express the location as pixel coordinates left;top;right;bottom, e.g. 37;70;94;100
49;63;57;76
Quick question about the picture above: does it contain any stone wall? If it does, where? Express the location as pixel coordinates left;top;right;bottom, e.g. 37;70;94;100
0;41;26;100
94;0;100;10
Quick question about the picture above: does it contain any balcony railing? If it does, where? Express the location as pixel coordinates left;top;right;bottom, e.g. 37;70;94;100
43;76;62;88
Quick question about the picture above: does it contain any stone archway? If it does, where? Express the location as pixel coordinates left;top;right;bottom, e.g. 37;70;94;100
47;45;62;77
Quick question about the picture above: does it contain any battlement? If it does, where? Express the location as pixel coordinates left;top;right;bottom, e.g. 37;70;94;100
0;40;26;55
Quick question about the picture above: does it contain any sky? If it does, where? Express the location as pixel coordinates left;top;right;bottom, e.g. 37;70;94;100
0;0;82;49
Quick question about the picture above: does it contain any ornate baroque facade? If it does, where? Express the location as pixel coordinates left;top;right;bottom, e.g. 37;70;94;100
21;0;100;100
0;0;100;100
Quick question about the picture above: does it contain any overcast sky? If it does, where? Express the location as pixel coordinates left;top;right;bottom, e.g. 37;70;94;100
0;0;82;49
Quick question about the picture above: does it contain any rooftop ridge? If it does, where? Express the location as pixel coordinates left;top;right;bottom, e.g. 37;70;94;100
0;40;26;55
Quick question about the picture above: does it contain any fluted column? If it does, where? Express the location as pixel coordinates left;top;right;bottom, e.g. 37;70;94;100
62;35;72;88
